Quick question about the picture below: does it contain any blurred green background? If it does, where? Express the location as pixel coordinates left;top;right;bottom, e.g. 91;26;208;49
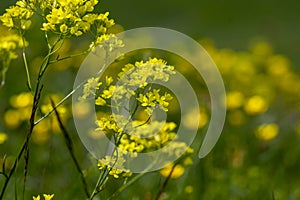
1;0;300;199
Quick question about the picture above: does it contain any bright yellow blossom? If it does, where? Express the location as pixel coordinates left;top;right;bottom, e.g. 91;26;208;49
255;123;279;141
33;195;40;200
43;194;54;200
244;95;268;115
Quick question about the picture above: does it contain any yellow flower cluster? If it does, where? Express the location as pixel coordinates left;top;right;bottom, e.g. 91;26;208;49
0;0;115;37
90;57;195;178
119;121;177;153
137;89;173;112
89;33;124;52
33;194;54;200
0;28;27;85
118;58;176;87
79;77;102;101
41;0;114;36
98;153;132;178
0;31;26;61
0;0;34;30
92;58;175;111
96;114;126;134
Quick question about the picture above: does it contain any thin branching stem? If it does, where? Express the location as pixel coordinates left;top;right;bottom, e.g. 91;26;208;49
34;81;85;125
155;162;178;200
21;34;32;91
49;51;88;64
0;86;43;199
51;99;90;198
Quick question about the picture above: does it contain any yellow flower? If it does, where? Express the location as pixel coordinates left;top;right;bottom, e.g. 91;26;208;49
226;91;244;110
59;24;68;33
105;76;113;86
255;123;279;141
160;164;185;179
0;133;8;144
10;92;32;108
4;110;22;129
95;97;106;106
33;195;40;200
43;194;54;200
0;0;34;30
101;85;115;99
244;95;268;115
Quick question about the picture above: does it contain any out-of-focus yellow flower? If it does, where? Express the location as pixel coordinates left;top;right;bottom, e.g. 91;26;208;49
183;107;208;129
244;95;268;115
73;102;91;119
267;55;290;76
185;185;194;194
160;164;185;179
10;92;32;108
0;133;8;144
226;91;244;110
251;41;273;57
4;110;22;129
255;123;279;141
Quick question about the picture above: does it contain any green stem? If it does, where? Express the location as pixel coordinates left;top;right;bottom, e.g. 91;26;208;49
49;51;88;64
89;168;107;200
34;81;84;125
107;162;156;200
21;35;32;91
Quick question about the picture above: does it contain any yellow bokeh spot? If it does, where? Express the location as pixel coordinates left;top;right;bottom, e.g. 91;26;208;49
160;164;185;179
73;102;91;119
244;95;268;115
0;133;8;144
183;107;208;129
267;55;290;76
255;123;279;141
226;91;244;110
19;107;31;121
10;92;32;108
185;185;194;194
4;110;22;129
251;41;273;57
